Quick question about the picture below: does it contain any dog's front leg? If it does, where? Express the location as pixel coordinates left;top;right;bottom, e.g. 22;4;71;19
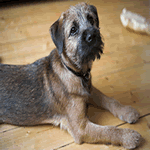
67;97;142;149
89;86;140;124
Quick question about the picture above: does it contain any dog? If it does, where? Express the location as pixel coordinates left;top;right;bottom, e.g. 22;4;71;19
0;3;142;149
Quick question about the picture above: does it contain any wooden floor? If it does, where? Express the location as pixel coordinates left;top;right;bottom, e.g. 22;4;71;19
0;0;150;149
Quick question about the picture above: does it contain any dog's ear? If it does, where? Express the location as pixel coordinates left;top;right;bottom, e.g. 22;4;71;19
50;14;65;55
89;5;99;28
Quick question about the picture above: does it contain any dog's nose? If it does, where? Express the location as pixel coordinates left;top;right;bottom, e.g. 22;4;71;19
86;33;94;43
83;28;96;45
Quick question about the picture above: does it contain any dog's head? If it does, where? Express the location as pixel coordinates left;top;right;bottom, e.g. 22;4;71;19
50;3;104;70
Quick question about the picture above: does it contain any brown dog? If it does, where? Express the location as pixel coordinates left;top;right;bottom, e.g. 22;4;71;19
0;3;142;149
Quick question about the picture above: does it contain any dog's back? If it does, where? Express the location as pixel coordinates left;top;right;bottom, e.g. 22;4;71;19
0;55;54;125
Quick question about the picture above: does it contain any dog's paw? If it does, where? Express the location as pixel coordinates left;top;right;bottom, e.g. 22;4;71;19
118;106;140;124
122;128;143;149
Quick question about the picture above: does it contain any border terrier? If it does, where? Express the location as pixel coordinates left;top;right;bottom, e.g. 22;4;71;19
0;3;142;149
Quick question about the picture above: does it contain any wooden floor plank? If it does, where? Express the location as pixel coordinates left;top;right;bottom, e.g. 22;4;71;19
0;12;60;31
0;35;52;54
56;142;126;150
0;1;149;32
113;85;150;115
92;63;150;97
92;44;150;75
0;124;19;133
0;21;52;44
0;125;73;150
0;35;53;65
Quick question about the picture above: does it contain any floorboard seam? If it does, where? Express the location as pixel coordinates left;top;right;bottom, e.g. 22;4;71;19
0;126;20;133
116;113;150;127
54;141;74;150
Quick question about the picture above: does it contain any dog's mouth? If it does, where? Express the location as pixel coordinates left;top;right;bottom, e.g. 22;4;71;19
79;35;104;64
87;46;103;61
77;27;104;64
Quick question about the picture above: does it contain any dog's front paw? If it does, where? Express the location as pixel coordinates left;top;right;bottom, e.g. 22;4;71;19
122;128;143;149
118;106;140;124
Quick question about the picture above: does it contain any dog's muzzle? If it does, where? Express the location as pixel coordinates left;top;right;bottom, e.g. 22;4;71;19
82;27;98;46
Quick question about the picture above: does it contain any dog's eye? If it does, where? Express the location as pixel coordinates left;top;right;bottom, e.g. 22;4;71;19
87;14;94;26
70;27;78;36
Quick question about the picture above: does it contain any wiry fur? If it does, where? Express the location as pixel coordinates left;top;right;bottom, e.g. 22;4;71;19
0;3;142;149
62;3;104;72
